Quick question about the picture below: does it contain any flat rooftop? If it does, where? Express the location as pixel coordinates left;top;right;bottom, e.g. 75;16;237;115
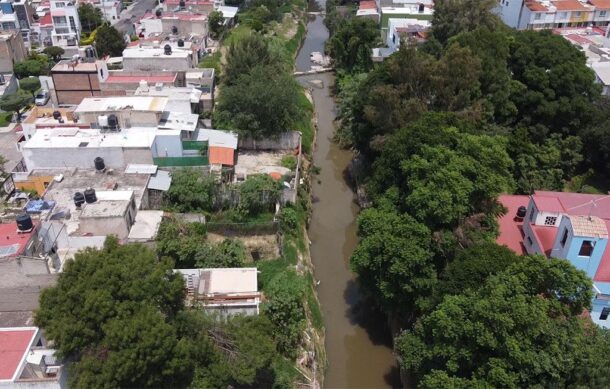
0;222;38;259
122;47;191;59
52;60;102;72
75;96;168;113
23;127;157;149
23;107;79;126
105;73;177;84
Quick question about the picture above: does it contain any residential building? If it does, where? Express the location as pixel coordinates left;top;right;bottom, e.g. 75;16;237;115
20;107;86;140
592;60;610;94
496;0;610;30
357;0;379;22
0;327;66;388
162;0;216;13
185;68;215;110
1;0;37;45
136;11;208;38
134;82;203;113
380;0;433;37
49;0;80;49
385;18;430;52
0;7;19;31
0;30;26;73
122;44;193;72
0;220;40;260
497;191;610;329
100;72;179;95
196;128;237;166
79;0;121;22
30;12;53;48
74;95;168;128
175;267;261;316
51;59;109;105
0;72;18;97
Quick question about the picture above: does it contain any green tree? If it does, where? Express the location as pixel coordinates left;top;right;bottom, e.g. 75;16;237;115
19;77;41;97
42;46;65;62
431;0;501;44
263;270;306;357
0;90;32;122
350;202;436;318
396;256;593;387
215;65;304;139
326;17;379;73
507;30;599;133
35;237;190;387
208;10;224;39
237;173;282;216
78;3;103;34
165;169;216;212
13;58;48;78
223;34;285;85
95;23;126;57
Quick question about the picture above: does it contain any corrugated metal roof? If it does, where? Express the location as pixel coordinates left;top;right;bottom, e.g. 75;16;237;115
125;164;158;174
148;170;172;191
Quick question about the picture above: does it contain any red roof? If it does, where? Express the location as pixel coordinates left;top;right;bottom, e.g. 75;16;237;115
497;194;529;255
590;0;610;9
0;328;37;381
359;0;377;10
551;0;588;10
105;74;177;84
565;33;596;45
595;220;610;282
525;0;548;11
38;13;52;26
531;225;558;256
164;0;213;4
0;222;38;258
208;146;235;166
533;195;564;213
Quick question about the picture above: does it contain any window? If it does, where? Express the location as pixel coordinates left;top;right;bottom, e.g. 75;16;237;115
560;12;567;18
579;240;594;257
530;208;535;222
575;11;582;17
52;16;66;25
527;236;533;246
78;142;89;147
69;16;76;31
535;13;541;20
601;10;607;17
55;2;65;7
560;229;569;247
600;307;610;320
544;216;557;226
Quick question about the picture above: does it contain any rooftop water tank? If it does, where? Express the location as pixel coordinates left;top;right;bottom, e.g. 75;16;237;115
94;157;105;171
73;192;85;207
164;44;172;55
84;188;97;204
16;214;33;232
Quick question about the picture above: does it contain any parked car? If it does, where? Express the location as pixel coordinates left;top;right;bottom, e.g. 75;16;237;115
34;90;50;106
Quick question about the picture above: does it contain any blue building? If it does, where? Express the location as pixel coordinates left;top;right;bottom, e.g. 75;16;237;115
497;192;610;328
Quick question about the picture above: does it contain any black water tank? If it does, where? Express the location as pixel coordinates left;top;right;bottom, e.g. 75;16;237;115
84;188;97;204
107;114;118;129
164;44;172;55
16;214;33;231
516;206;527;218
418;2;424;12
155;8;162;17
85;47;95;58
177;38;184;47
171;25;178;34
52;111;61;120
179;0;185;7
73;192;85;207
94;157;105;171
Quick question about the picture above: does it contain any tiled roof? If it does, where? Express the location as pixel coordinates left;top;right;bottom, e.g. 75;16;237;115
589;0;610;9
525;0;548;11
209;146;235;166
569;215;608;238
551;0;589;10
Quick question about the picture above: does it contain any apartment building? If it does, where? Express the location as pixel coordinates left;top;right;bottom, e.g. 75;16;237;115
49;0;80;48
0;30;26;73
497;0;610;30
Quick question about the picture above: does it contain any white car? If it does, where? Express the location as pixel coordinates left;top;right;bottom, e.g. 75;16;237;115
34;90;50;106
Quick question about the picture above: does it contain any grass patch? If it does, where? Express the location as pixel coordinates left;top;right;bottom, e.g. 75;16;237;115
198;51;222;76
305;273;324;330
296;89;314;154
224;24;254;47
257;258;288;291
281;155;297;170
282;241;298;265
0;111;12;126
285;21;306;57
208;211;275;224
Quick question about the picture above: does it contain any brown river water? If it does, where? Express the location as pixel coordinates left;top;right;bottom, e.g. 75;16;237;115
295;10;401;388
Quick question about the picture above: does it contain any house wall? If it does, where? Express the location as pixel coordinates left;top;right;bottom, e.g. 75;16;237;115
14;175;54;196
0;74;18;97
591;295;610;329
79;215;130;238
522;221;544;255
122;56;191;72
52;72;103;105
153;133;183;157
79;111;161;128
534;210;562;227
22;146;145;169
0;32;27;73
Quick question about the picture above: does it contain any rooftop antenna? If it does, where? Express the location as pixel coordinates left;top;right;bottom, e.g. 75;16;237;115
588;199;598;220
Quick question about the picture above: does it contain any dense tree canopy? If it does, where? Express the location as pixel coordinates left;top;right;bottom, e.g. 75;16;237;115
215;65;304;139
35;238;190;387
95;23;126;57
223;33;286;85
19;77;41;97
431;0;501;44
42;46;65;62
397;256;594;387
79;3;104;34
13;55;50;78
326;17;379;73
0;90;32;122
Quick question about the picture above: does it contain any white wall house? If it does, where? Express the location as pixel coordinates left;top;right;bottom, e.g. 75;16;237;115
496;0;610;30
50;0;80;48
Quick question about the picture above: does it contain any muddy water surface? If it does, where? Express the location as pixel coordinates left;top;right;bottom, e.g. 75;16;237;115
296;12;401;387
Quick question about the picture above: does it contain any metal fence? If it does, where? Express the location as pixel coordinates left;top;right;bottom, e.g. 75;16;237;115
153;156;210;167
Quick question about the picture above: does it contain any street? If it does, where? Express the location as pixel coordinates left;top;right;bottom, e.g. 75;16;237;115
113;0;158;35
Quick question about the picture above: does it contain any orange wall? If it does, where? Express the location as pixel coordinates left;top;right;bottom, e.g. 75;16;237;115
15;176;53;196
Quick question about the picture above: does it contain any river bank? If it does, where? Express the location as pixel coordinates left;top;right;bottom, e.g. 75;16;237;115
296;10;400;388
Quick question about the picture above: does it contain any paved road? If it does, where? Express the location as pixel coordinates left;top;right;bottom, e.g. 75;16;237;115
114;0;158;34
